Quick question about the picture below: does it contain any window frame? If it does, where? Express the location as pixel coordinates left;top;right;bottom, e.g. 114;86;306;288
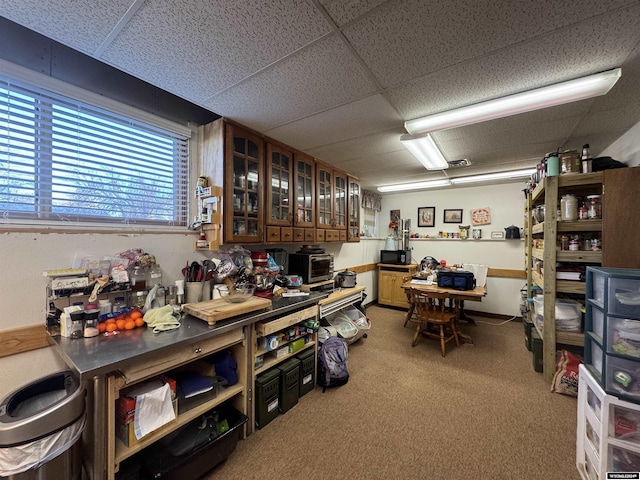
0;59;196;234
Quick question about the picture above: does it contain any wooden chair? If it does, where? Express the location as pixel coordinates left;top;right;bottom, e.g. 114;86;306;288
409;288;460;357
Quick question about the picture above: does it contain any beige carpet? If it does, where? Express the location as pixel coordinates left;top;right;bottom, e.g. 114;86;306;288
206;305;581;480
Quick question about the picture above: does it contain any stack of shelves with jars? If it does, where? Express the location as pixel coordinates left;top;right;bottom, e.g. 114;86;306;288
251;305;318;433
527;172;603;381
105;328;247;479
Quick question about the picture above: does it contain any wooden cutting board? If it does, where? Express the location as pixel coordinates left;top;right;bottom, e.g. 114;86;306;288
182;297;272;326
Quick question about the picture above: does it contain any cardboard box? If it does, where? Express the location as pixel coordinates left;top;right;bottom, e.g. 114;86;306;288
116;398;178;447
116;375;176;425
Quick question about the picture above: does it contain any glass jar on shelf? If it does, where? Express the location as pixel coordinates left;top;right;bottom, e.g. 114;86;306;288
129;265;146;291
587;195;602;219
560;194;578;221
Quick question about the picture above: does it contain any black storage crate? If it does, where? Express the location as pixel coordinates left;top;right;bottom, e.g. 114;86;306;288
531;328;543;373
296;348;315;397
140;404;248;480
277;358;300;413
523;315;534;352
255;368;280;429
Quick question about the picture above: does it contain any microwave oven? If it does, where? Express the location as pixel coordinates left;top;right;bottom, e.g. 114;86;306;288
380;249;412;265
287;253;334;284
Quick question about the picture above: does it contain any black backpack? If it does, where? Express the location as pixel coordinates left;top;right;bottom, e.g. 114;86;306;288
317;336;349;392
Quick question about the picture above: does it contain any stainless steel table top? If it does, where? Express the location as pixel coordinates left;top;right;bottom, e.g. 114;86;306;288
51;293;328;380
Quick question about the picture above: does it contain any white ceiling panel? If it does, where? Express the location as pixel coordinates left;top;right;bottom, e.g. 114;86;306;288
4;0;640;192
343;0;634;88
264;94;402;151
201;34;378;131
0;0;133;54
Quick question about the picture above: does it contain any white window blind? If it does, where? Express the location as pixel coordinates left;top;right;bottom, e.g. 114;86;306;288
0;75;189;228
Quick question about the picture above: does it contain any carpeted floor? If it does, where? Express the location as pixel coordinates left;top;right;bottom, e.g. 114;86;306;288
205;305;581;480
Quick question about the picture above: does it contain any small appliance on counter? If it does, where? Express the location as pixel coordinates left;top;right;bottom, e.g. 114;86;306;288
380;249;412;265
287;252;334;284
335;269;357;288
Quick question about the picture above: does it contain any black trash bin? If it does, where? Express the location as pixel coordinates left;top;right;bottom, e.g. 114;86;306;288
0;370;86;479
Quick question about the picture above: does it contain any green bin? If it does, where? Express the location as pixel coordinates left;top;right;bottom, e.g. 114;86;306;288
296;349;315;397
277;358;300;414
255;368;280;429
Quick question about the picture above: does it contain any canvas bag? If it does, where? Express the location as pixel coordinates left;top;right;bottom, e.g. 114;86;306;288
317;336;349;392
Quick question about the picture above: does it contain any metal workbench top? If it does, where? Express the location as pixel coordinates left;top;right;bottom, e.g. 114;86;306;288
51;292;329;380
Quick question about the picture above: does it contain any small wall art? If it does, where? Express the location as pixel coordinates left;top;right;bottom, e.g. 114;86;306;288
470;207;491;225
443;209;463;224
417;206;435;227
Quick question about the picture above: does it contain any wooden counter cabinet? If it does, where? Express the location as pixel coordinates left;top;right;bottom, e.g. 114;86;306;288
378;264;418;308
105;327;247;479
250;304;319;433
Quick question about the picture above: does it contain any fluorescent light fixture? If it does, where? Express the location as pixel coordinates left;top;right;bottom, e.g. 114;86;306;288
377;179;451;193
450;168;536;185
400;133;449;170
405;68;621;135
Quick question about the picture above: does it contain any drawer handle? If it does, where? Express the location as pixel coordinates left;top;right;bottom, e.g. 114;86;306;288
194;347;202;354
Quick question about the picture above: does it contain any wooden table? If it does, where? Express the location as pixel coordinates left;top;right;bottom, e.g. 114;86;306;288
401;280;487;344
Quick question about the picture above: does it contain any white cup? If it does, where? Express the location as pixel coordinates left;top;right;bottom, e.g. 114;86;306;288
185;281;211;303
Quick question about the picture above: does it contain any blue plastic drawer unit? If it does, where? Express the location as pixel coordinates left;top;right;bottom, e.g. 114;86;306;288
586;267;640;403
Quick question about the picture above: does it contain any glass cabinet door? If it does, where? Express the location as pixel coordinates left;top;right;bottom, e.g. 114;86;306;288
225;125;263;243
266;144;292;226
348;176;360;241
316;163;333;228
294;153;314;228
334;171;347;230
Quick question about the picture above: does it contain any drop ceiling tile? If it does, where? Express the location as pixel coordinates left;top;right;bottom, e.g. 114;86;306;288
306;130;404;162
571;104;640;139
0;0;133;55
265;94;402;151
201;34;378;132
318;0;390;26
99;0;331;104
344;0;635;88
389;4;640;121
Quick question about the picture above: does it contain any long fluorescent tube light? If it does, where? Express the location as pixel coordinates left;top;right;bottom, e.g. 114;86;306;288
450;168;536;185
405;68;621;135
400;133;449;170
377;179;451;193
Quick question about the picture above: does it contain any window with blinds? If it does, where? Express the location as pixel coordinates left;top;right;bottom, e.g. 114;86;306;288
0;75;189;228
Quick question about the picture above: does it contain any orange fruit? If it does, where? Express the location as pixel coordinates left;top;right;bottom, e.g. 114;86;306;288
130;310;142;320
98;322;107;333
106;323;117;333
116;319;127;330
124;320;136;330
134;317;145;328
105;318;116;325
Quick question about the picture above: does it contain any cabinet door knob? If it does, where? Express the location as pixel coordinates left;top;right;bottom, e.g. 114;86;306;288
194;347;202;354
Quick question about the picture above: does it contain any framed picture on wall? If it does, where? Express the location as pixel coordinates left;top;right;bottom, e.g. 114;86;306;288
417;207;435;227
443;209;463;224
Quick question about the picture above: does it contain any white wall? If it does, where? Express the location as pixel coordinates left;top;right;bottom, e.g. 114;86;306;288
379;182;528;317
599;119;640;167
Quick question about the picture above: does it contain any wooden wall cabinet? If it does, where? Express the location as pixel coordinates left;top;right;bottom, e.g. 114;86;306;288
200;118;361;246
378;264;417;308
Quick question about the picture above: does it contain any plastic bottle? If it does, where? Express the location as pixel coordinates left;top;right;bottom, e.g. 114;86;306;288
113;296;127;313
148;264;163;288
98;299;112;316
587;195;602;219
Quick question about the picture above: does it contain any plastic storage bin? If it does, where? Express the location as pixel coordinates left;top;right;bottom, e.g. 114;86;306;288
296;348;315;397
254;368;279;429
585;336;604;381
276;358;300;414
533;296;582;332
140;404;248;480
608;317;640;359
606;355;640;401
